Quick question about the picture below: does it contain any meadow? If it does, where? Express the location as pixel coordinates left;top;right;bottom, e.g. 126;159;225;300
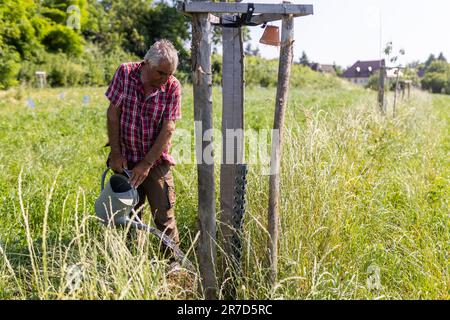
0;81;448;299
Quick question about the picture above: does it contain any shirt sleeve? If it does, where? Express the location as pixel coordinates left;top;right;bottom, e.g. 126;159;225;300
105;64;125;109
163;79;182;121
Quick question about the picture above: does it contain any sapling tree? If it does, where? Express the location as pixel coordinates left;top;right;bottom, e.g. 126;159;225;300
383;42;406;116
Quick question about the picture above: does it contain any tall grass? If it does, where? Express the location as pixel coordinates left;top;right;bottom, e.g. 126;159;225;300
0;84;448;299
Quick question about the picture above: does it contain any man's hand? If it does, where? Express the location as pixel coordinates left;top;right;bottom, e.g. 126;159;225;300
110;152;127;173
127;119;174;188
129;160;152;188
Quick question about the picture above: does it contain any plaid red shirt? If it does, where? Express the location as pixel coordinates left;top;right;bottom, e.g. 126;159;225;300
105;61;182;167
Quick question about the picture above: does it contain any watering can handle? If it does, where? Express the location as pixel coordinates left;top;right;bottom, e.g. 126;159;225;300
100;167;132;191
100;167;111;191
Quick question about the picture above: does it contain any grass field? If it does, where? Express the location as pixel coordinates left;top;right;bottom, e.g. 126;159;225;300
0;82;448;299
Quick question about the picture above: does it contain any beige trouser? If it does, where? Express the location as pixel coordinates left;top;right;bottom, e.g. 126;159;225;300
127;161;180;253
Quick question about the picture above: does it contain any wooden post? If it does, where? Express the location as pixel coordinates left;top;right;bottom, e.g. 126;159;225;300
191;7;217;300
407;82;411;99
35;71;47;89
220;19;245;297
378;61;386;114
178;0;314;297
401;81;405;100
268;11;294;285
393;67;400;117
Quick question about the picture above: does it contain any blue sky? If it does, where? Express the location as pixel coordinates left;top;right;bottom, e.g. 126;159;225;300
241;0;450;68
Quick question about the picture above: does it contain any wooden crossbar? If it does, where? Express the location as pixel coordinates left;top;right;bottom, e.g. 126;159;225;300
208;12;308;26
178;1;314;15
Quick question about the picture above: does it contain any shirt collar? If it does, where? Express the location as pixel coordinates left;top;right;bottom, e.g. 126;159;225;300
132;61;167;94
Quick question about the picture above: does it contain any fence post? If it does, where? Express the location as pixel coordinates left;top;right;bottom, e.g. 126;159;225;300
191;6;217;299
268;11;294;286
378;62;386;114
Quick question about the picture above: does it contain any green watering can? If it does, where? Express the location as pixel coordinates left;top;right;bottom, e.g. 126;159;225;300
94;168;194;271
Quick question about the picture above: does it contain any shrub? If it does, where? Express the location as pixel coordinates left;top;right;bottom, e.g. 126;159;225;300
366;68;421;92
16;43;140;88
80;44;108;86
0;44;21;89
245;56;278;87
13;46;343;89
42;25;84;57
291;64;342;89
18;52;86;87
40;7;66;25
211;54;222;86
422;72;448;94
101;47;140;85
46;54;86;86
421;60;450;94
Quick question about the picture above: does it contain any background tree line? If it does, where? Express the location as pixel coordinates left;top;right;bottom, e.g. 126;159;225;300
0;0;341;90
365;53;450;94
3;1;448;93
0;0;190;89
299;49;450;95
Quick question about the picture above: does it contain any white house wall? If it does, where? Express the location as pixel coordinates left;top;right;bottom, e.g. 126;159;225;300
348;78;370;86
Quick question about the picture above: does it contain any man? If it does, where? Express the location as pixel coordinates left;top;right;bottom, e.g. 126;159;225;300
105;40;181;256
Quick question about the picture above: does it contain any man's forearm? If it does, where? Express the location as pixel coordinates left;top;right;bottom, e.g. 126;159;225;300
144;124;174;165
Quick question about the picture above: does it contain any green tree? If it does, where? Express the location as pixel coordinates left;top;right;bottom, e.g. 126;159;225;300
36;0;87;56
42;24;84;56
0;0;42;59
424;54;436;70
427;60;450;74
0;0;43;88
402;67;420;86
437;52;447;62
95;0;190;58
421;60;450;94
299;51;310;66
333;62;343;76
83;0;191;76
245;43;260;57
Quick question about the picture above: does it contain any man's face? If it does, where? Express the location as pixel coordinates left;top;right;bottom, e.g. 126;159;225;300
146;59;174;88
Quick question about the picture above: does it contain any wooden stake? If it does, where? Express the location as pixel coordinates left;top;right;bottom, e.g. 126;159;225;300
378;61;386;114
393;68;400;117
268;12;294;285
191;10;217;300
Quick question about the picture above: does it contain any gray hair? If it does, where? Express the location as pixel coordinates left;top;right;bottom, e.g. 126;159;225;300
144;39;179;72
